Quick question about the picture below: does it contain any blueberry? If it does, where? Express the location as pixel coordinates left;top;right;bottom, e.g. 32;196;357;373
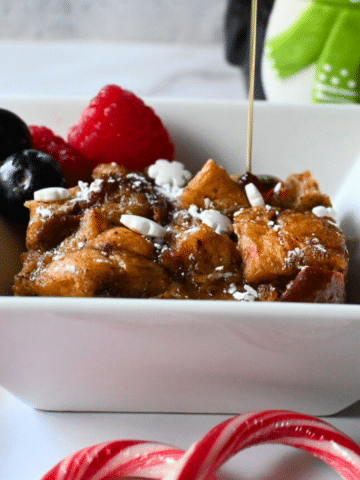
0;149;65;224
0;109;32;162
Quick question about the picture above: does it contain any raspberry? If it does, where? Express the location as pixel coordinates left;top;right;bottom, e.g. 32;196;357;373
67;84;175;171
30;126;92;187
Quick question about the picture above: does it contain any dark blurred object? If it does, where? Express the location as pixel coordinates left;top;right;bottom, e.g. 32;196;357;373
225;0;275;100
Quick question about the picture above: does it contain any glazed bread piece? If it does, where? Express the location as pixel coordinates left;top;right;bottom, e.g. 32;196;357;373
13;160;348;302
234;208;347;283
178;159;250;215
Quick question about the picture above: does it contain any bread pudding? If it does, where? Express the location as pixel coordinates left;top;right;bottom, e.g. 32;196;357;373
13;159;347;302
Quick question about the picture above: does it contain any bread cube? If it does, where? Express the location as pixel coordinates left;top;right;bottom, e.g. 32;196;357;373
179;159;249;216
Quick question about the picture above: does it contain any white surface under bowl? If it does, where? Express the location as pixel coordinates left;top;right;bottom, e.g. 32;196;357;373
1;97;360;415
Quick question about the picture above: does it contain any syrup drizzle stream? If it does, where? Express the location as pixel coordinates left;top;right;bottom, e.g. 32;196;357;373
246;0;258;174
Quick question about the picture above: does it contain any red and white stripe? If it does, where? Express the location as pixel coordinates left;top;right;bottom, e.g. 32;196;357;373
41;440;184;480
165;410;360;480
41;410;360;480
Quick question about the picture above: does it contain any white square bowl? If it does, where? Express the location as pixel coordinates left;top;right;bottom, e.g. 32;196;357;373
1;97;360;415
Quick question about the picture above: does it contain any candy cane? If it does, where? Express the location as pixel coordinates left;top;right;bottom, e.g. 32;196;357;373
40;410;360;480
165;410;360;480
41;440;185;480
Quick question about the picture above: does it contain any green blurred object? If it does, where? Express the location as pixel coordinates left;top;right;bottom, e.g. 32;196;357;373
266;0;360;104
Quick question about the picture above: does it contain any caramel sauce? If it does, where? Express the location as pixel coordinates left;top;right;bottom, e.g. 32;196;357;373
238;172;280;202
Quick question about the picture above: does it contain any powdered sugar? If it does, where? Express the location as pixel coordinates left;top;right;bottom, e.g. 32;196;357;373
36;207;53;219
228;283;258;301
157;183;184;202
312;242;328;254
52;264;79;274
284;247;304;267
73;179;103;202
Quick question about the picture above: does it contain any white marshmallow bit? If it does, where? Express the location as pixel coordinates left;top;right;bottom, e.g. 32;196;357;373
120;214;166;239
148;159;192;188
312;206;338;223
34;187;69;202
245;183;265;207
274;182;282;194
199;209;233;235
